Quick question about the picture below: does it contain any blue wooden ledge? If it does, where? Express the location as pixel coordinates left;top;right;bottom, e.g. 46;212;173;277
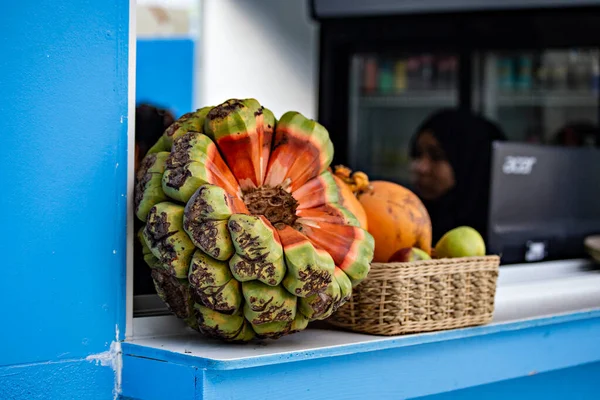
120;309;600;400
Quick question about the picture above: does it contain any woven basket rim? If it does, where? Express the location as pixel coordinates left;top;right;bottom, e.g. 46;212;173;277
372;255;500;268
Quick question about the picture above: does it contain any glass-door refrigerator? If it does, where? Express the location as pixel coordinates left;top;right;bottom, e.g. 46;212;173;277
474;49;599;145
349;52;459;186
314;0;600;188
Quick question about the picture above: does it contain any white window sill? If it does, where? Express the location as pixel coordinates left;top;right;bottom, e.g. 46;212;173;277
126;258;600;361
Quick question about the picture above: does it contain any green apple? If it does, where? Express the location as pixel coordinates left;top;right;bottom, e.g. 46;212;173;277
434;226;485;258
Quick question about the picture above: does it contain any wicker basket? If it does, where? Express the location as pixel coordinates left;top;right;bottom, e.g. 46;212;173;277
327;256;500;336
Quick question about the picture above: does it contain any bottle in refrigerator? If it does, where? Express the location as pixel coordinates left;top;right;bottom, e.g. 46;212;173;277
363;56;378;95
378;59;394;94
407;56;422;91
516;54;533;92
420;54;434;90
567;49;591;91
497;55;515;92
536;61;550;91
546;51;568;91
394;59;407;93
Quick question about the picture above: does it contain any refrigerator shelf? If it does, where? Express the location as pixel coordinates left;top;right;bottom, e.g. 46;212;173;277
495;91;598;108
358;91;457;108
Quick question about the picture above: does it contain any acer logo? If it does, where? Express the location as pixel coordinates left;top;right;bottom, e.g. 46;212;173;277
502;156;537;175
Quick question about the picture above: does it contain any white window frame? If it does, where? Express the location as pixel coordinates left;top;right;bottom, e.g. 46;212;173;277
125;0;600;341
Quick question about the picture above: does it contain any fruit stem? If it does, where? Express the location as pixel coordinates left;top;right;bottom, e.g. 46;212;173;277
332;165;371;196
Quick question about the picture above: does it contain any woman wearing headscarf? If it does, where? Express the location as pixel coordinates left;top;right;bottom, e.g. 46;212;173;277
409;109;507;245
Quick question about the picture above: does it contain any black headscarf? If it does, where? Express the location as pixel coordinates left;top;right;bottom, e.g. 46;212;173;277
410;109;507;245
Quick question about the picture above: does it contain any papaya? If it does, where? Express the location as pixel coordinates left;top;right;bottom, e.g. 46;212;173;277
358;181;432;263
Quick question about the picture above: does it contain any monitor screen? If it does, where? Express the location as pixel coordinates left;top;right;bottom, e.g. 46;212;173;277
488;142;600;264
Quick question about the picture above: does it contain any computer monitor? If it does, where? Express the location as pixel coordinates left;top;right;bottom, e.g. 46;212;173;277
488;142;600;264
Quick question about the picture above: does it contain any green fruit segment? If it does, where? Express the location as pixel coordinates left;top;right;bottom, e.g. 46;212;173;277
233;321;256;342
185;185;246;221
143;202;195;278
163;106;212;148
278;225;334;297
227;214;286;286
162;132;241;203
265;111;334;192
151;269;198;331
187;219;234;261
162;163;206;203
228;214;283;260
188;250;242;314
333;267;353;307
137;228;164;269
146;135;170;155
204;99;276;189
195;304;254;341
183;185;247;261
299;277;341;321
228;253;284;287
135;152;170;222
242;281;296;325
167;131;212;168
293;171;340;210
251;320;292;339
289;311;310;333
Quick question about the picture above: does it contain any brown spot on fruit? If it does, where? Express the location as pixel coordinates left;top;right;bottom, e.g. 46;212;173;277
296;269;332;297
231;254;278;283
134;155;158;210
186;220;219;254
164;122;180;138
207;99;245;120
136;153;157;180
145;210;178;268
228;220;242;233
167;133;195;168
188;260;237;314
185;186;214;220
164;167;191;189
247;295;291;325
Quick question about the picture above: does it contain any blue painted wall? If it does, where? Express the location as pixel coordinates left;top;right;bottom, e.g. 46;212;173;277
0;0;129;398
136;38;195;118
413;362;600;400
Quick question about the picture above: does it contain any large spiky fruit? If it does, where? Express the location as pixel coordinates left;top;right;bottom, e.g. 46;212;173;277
135;99;374;341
